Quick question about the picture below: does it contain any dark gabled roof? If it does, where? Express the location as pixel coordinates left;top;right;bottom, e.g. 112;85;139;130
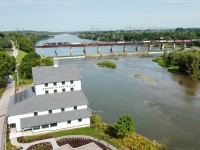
7;89;88;116
32;64;82;84
21;109;91;128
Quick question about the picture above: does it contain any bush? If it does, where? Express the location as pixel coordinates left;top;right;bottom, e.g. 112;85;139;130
114;115;135;138
152;57;166;67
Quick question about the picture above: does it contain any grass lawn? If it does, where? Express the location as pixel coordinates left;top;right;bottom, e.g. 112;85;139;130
0;87;5;100
18;127;164;149
20;127;121;148
16;50;27;64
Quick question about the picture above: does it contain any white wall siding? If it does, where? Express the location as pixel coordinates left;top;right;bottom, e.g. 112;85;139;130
77;105;87;109
53;109;61;113
32;117;90;133
38;111;48;116
8;113;34;132
35;80;81;95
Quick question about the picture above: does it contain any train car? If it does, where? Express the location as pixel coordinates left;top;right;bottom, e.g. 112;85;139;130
142;41;151;43
159;40;167;43
99;42;109;45
183;40;192;43
57;42;63;46
166;40;174;43
117;41;125;44
90;42;99;46
175;40;183;43
47;42;57;46
71;42;81;46
43;43;48;46
81;42;89;46
108;42;116;45
63;42;71;46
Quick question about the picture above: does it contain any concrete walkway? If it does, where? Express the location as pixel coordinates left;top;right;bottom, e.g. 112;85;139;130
11;41;19;58
10;135;118;150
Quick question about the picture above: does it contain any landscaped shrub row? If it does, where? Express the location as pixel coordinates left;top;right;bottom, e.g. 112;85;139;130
17;136;53;143
27;142;52;150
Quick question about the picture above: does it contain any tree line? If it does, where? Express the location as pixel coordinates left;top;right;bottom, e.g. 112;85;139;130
153;50;200;80
78;28;200;46
0;31;53;87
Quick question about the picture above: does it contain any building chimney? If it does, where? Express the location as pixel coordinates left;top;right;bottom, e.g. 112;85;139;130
54;57;58;67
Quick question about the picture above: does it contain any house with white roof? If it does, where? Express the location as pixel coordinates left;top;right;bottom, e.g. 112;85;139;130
7;59;91;138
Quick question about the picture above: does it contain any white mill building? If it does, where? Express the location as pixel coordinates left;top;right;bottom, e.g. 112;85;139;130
7;59;91;138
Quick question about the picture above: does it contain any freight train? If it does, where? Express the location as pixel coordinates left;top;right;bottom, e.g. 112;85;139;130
42;40;192;47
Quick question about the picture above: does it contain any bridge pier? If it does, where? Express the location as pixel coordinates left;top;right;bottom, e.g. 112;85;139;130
160;44;165;51
110;46;114;53
83;47;87;55
172;43;176;50
42;48;45;58
70;46;72;57
182;43;186;50
97;46;100;54
123;45;126;53
148;45;152;51
136;45;139;51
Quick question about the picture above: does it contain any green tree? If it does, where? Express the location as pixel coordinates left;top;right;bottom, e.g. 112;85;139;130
90;114;102;128
0;52;16;87
40;57;53;66
114;115;135;138
17;36;34;53
19;52;41;79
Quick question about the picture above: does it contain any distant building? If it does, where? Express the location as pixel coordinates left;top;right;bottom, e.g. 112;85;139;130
7;58;91;138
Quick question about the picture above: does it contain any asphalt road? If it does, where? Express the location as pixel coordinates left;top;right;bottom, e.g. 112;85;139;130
0;76;15;150
0;44;18;149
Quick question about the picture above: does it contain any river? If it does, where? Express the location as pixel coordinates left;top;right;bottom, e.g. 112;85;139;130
36;34;200;150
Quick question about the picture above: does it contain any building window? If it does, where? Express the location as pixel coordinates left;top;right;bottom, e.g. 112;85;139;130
74;106;77;110
33;126;40;130
50;123;57;127
53;82;57;86
45;83;48;87
54;89;57;93
62;89;65;92
45;91;48;94
67;120;71;124
34;112;38;116
71;88;74;91
62;82;65;85
61;108;65;112
49;110;52;114
42;124;49;129
70;81;73;84
78;118;82;122
10;123;16;128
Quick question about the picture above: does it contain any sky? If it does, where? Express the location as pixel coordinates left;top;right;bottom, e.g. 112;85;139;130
0;0;200;32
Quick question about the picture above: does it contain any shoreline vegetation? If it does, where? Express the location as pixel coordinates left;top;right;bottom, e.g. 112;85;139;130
97;61;116;68
77;28;200;47
16;114;166;150
152;50;200;80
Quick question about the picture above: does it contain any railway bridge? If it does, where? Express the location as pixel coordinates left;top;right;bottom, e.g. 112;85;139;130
33;40;192;57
